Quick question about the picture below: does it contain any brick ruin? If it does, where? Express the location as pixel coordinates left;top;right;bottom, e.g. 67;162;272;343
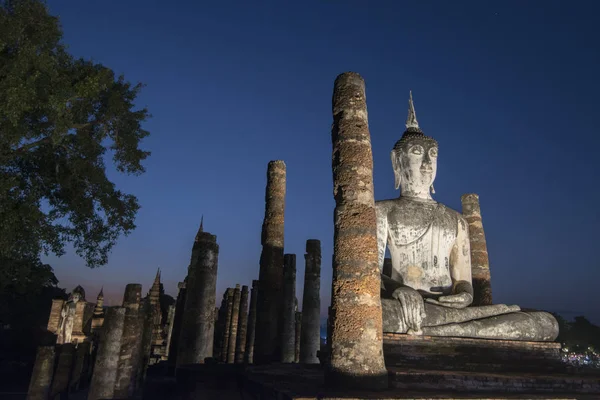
27;72;599;399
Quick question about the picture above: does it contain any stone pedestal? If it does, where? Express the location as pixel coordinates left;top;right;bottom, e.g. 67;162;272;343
227;285;242;364
168;281;186;364
281;254;297;363
26;346;55;400
235;285;249;364
255;160;286;364
50;343;75;397
220;288;234;363
383;333;564;373
114;284;143;398
461;193;493;306
327;72;387;389
300;239;321;364
178;230;220;365
88;306;126;400
245;280;259;364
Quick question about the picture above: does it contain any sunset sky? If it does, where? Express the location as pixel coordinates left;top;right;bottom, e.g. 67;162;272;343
43;0;600;323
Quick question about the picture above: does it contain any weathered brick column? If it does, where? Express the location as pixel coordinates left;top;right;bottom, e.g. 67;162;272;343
327;72;388;389
461;193;493;306
295;311;302;363
26;346;55;400
281;254;297;363
235;285;249;363
167;281;186;364
115;284;143;398
227;285;242;363
177;229;220;365
50;343;75;398
220;288;234;362
300;239;321;364
88;306;126;400
244;280;259;363
255;160;286;364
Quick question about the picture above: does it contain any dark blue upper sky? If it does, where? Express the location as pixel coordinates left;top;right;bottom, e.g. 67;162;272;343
44;0;600;323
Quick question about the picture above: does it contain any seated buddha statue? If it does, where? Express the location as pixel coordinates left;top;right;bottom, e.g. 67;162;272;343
376;93;558;341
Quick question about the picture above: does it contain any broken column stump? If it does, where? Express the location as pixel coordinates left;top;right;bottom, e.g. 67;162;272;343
245;280;259;364
26;346;55;400
88;306;126;400
50;343;75;398
300;239;321;364
255;160;286;364
327;72;388;389
178;228;220;365
235;285;250;364
461;193;493;306
114;283;143;398
220;288;234;363
295;311;302;363
281;254;297;363
168;281;187;364
227;285;242;364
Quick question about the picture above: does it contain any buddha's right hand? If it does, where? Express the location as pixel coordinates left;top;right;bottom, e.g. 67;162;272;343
392;286;425;334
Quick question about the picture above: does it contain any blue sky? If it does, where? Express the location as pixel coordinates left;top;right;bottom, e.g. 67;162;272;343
43;0;600;323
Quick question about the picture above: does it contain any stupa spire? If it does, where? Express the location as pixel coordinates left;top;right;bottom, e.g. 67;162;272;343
405;91;420;130
195;216;204;242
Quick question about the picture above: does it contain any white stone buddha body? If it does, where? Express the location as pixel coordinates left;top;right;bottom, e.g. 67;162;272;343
376;94;558;341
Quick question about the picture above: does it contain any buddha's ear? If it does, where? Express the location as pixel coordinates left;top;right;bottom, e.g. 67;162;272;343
391;150;401;190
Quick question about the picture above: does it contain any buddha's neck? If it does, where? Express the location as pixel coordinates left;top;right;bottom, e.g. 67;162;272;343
400;186;434;202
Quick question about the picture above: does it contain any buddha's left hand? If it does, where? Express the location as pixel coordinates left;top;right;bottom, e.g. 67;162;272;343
425;292;472;309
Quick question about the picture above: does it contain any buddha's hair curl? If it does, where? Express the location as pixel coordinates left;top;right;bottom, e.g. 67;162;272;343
392;127;438;153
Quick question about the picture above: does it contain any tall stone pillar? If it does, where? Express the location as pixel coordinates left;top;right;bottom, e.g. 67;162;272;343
461;193;493;306
295;312;302;363
177;227;220;365
244;280;259;364
300;239;321;364
255;160;286;364
115;284;143;398
26;346;55;400
220;288;234;363
50;343;75;398
281;254;297;363
235;285;249;363
88;306;126;400
167;281;186;364
327;72;387;389
227;285;242;363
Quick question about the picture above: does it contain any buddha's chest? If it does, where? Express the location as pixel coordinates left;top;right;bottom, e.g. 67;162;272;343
386;203;458;290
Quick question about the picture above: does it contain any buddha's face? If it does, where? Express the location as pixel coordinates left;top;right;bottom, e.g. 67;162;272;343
392;139;438;196
71;292;81;303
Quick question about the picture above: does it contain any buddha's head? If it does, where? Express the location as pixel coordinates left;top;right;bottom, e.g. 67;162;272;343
391;93;438;200
69;285;86;303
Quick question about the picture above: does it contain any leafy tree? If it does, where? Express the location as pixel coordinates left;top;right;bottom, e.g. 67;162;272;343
0;0;150;267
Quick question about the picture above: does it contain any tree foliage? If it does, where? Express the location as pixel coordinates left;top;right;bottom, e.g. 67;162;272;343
0;0;150;267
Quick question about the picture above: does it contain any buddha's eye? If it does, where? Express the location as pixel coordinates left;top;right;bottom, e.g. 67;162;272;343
410;145;423;155
429;148;438;158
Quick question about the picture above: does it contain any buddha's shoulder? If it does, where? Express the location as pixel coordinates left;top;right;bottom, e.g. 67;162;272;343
375;198;466;226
